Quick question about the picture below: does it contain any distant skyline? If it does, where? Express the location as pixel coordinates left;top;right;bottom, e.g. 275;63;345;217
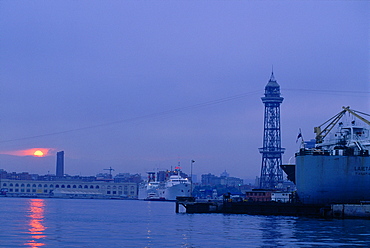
0;1;369;180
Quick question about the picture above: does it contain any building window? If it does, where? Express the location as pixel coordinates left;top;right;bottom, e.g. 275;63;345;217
2;183;6;187
95;185;100;189
15;189;19;192
27;184;30;187
32;189;36;193
50;184;54;188
78;185;82;188
32;184;36;187
72;185;76;188
67;185;71;188
90;185;94;189
84;185;88;189
26;189;30;192
107;191;111;194
10;183;13;187
55;185;59;188
15;184;19;187
38;184;42;187
44;190;48;193
21;189;25;192
113;191;116;194
9;189;13;192
118;191;122;195
21;184;25;187
44;184;48;188
61;185;65;188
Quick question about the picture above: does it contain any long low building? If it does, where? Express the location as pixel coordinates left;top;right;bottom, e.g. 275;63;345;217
0;179;137;199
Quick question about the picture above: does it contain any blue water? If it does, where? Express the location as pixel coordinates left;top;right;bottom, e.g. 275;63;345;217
0;198;369;247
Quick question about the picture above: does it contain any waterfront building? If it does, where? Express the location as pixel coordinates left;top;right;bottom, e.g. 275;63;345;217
0;178;137;199
220;176;244;187
271;192;291;203
245;190;272;202
201;172;243;187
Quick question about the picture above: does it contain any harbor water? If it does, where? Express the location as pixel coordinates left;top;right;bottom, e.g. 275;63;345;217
0;198;369;247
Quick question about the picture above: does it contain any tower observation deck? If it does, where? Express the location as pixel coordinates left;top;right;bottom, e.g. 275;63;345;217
258;72;285;189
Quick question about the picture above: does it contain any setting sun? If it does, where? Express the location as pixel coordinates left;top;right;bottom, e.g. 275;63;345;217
0;148;54;157
33;150;44;157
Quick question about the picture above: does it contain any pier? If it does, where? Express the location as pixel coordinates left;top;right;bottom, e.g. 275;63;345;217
176;197;370;219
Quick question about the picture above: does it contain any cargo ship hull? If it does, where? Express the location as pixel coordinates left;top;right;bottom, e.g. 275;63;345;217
296;151;370;204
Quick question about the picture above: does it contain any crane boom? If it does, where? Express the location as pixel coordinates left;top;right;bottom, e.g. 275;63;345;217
314;106;370;144
342;106;370;126
314;110;346;143
104;167;115;177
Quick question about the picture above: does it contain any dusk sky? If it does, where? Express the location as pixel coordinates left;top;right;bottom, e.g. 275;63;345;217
0;1;369;181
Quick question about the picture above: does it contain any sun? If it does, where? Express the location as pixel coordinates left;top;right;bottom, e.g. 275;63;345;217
33;150;44;157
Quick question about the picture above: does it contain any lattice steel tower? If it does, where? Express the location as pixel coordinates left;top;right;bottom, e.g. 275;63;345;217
259;72;285;189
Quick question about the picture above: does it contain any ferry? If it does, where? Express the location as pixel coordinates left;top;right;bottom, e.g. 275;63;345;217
138;171;191;201
164;174;191;201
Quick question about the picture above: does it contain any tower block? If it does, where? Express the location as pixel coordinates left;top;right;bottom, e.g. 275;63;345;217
259;72;285;189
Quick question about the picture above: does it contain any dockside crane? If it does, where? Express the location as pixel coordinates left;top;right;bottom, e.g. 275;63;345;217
314;106;370;144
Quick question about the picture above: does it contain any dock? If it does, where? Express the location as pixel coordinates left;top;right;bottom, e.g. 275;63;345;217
176;197;370;219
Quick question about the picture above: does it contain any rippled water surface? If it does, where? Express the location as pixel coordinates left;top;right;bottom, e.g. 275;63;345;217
0;197;369;247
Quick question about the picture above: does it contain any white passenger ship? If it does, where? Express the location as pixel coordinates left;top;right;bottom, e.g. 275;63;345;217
138;171;191;201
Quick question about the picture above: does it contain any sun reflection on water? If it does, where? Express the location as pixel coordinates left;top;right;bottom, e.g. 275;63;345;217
24;199;46;248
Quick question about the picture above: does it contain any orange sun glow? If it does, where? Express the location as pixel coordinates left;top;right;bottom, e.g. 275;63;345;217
33;150;44;157
0;148;54;157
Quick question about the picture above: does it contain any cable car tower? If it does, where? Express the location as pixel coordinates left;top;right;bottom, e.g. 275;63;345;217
259;72;285;189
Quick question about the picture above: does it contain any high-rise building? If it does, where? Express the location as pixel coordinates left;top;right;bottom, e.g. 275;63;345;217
258;72;285;189
56;151;64;177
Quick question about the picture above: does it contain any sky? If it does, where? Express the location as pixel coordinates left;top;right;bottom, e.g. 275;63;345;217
0;1;369;181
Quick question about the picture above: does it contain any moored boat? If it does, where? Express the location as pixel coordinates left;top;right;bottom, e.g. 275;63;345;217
138;168;191;201
138;172;165;200
164;174;191;201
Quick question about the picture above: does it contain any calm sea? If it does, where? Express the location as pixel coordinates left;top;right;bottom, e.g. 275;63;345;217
0;198;369;247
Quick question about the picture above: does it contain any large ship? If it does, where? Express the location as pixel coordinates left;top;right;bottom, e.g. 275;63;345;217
138;172;165;200
163;174;191;201
295;107;370;204
138;169;191;201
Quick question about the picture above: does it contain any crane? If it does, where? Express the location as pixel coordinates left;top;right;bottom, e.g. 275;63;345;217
342;106;370;126
104;167;115;179
314;106;370;144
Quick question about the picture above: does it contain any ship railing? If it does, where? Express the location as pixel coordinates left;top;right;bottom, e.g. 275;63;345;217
296;148;369;157
296;149;330;156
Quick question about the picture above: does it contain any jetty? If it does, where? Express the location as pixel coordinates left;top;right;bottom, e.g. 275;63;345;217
176;197;370;219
